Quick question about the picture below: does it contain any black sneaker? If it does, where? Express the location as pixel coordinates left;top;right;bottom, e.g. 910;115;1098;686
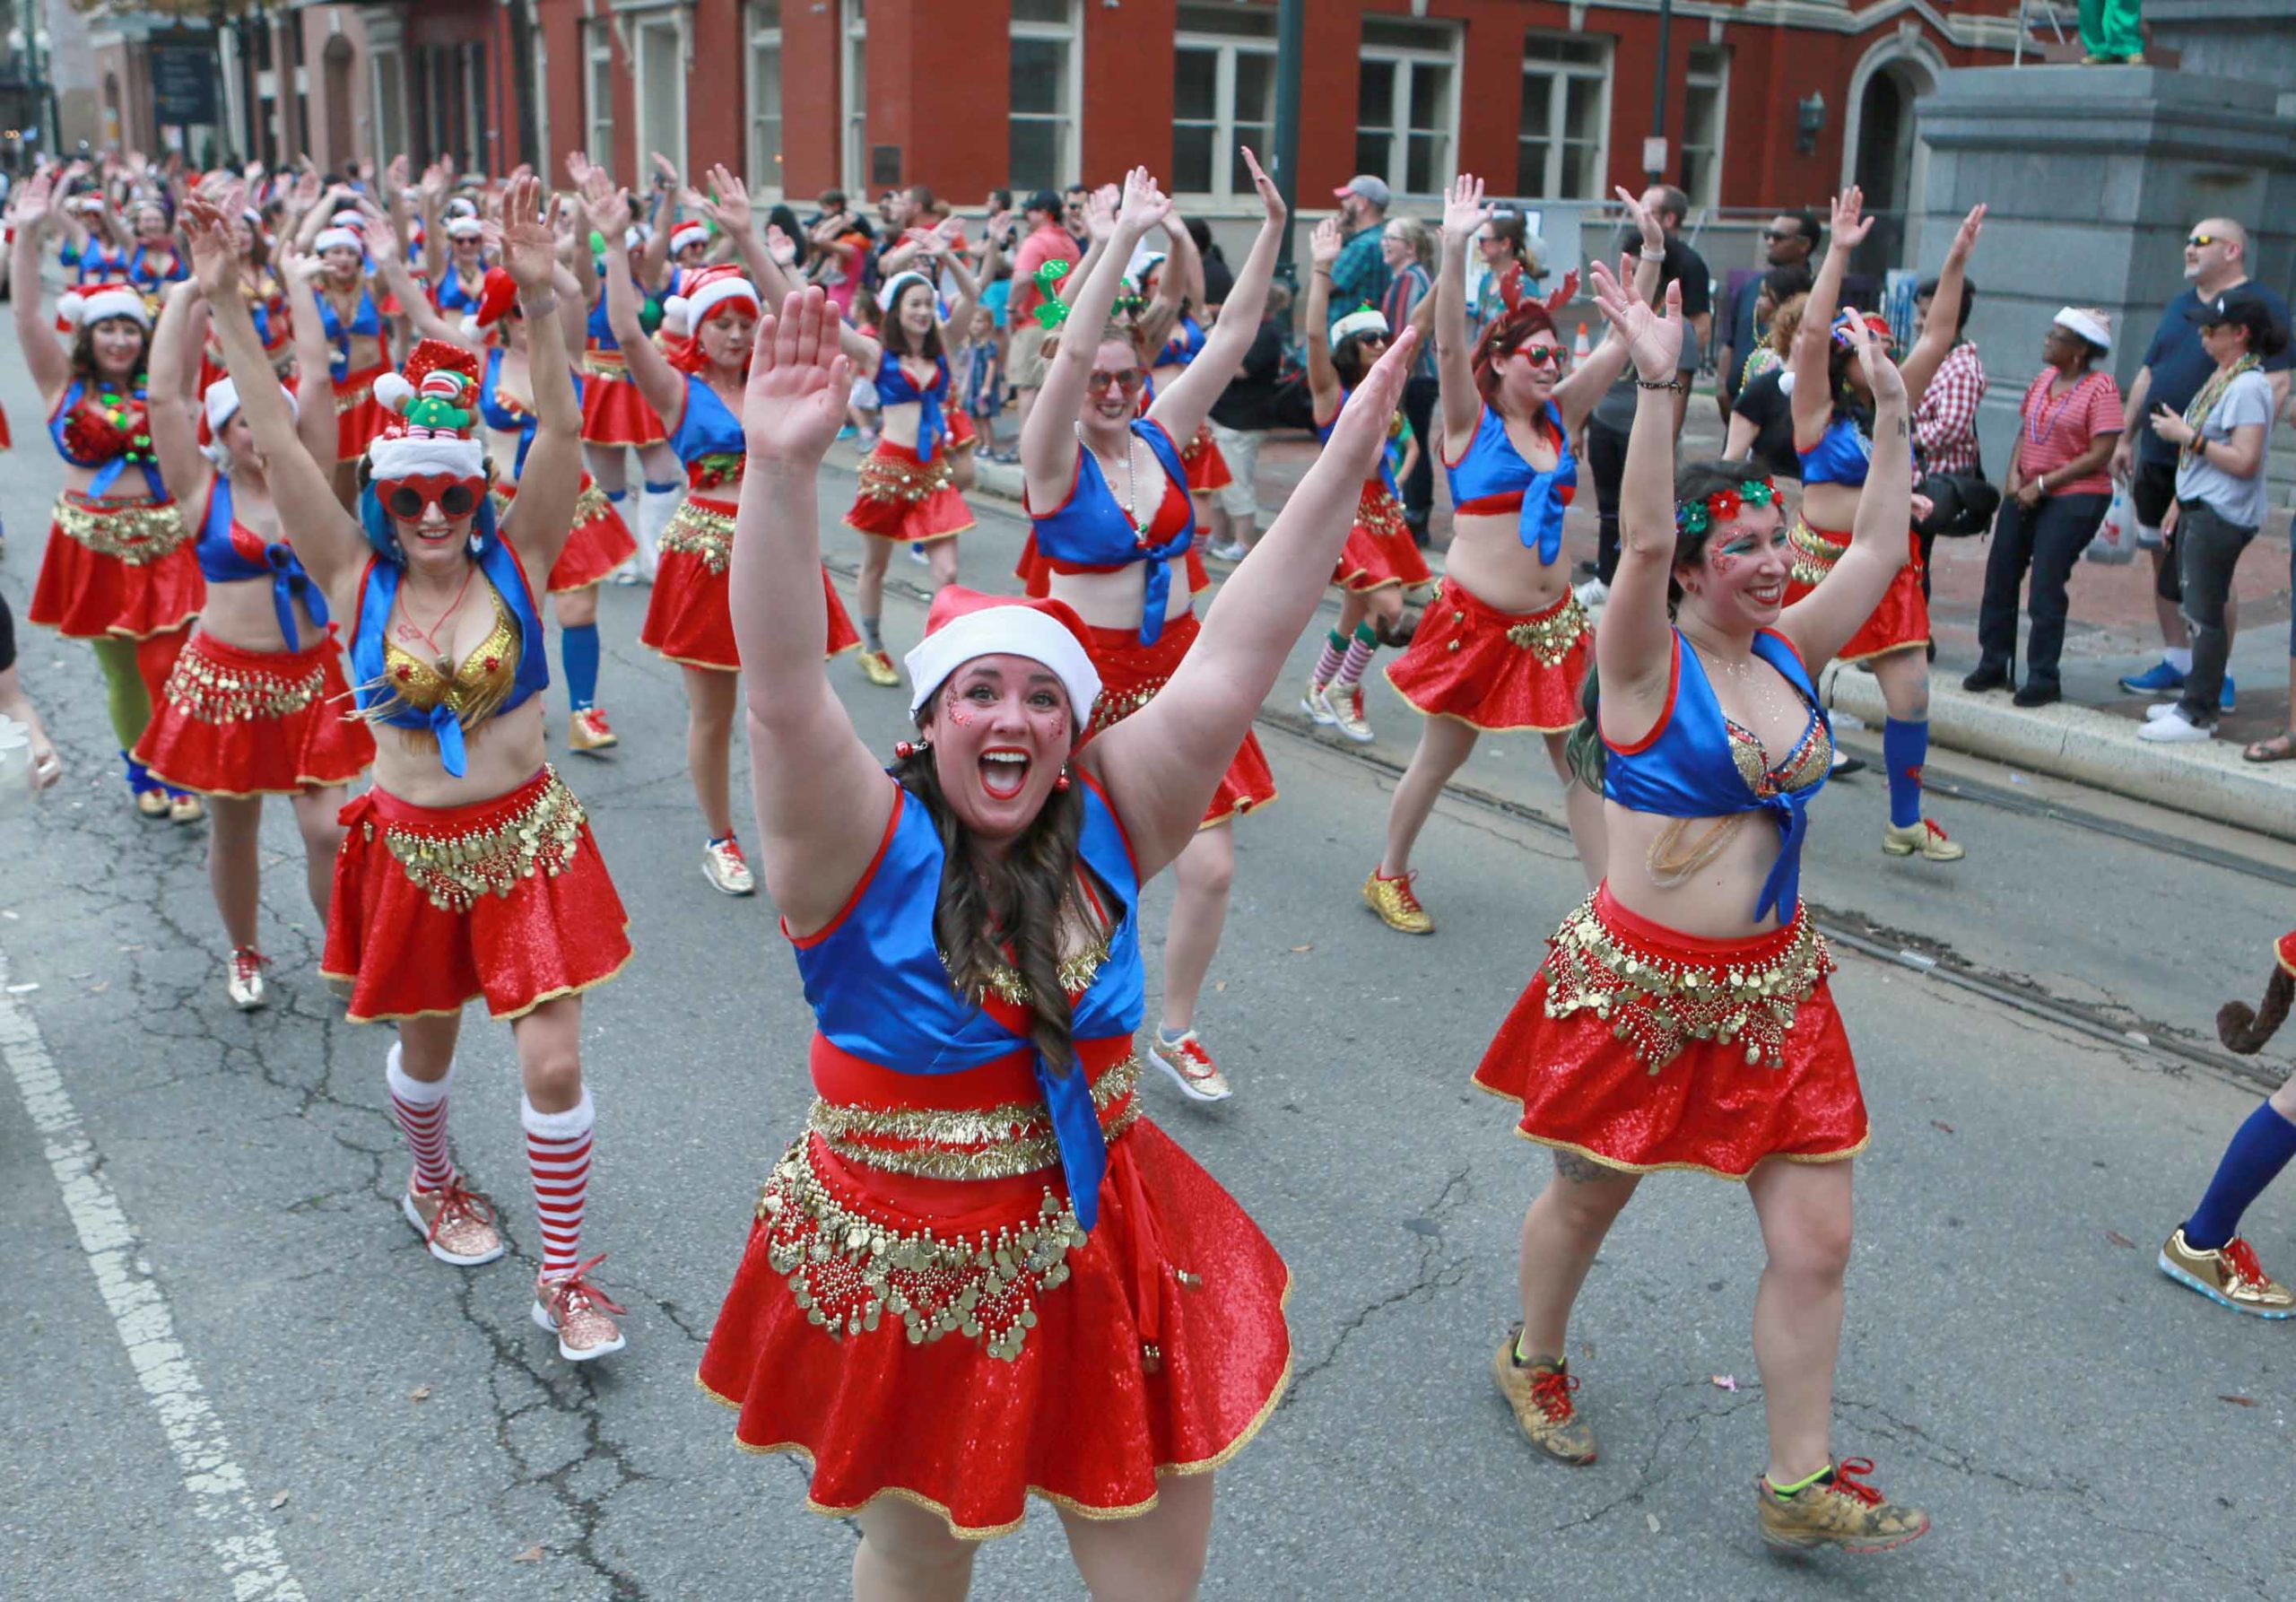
1961;665;2011;693
2012;682;2061;708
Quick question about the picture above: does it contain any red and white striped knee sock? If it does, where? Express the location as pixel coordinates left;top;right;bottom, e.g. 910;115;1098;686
387;1041;456;1194
1335;623;1378;688
1310;628;1347;686
523;1092;595;1281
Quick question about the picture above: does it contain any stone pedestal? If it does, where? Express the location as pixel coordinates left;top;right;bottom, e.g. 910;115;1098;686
1913;55;2296;475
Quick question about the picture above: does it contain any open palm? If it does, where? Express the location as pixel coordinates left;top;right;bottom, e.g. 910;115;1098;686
744;288;852;466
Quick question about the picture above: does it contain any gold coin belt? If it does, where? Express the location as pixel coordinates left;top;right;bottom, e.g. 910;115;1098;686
807;1054;1141;1184
56;498;189;564
857;448;956;505
164;646;326;724
371;767;587;913
1503;592;1591;667
659;500;736;575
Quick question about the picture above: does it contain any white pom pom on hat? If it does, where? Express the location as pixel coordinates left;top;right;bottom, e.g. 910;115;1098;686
371;372;416;414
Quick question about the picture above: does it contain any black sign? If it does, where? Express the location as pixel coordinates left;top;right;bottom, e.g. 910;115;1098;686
151;42;218;126
871;144;901;188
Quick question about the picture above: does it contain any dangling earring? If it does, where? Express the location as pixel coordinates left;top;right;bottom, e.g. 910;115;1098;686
1054;765;1072;792
896;738;931;761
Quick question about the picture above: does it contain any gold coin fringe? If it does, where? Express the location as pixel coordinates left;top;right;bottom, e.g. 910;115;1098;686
1540;893;1831;1071
756;1136;1086;1362
366;766;587;913
808;1055;1141;1184
163;648;325;724
1787;517;1845;588
857;449;956;505
57;499;190;564
659;500;736;575
1357;487;1410;543
1502;592;1591;667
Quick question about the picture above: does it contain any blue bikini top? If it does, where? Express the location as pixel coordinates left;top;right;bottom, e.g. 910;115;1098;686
49;379;166;498
317;287;382;380
1603;630;1833;921
871;350;952;462
65;241;130;283
1798;412;1872;487
791;775;1144;1231
1444;401;1578;564
1159;315;1206;369
434;267;487;315
1315;386;1401;499
667;374;746;471
195;475;327;651
347;536;548;777
1026;419;1194;647
128;243;187;292
477;347;542;475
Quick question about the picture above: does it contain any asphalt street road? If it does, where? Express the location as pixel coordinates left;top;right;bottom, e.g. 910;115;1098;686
4;344;2295;1599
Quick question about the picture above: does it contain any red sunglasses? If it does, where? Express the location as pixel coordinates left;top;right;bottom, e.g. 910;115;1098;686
1514;342;1565;369
380;474;487;521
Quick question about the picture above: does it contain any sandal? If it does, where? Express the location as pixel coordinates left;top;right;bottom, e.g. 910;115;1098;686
2242;732;2296;764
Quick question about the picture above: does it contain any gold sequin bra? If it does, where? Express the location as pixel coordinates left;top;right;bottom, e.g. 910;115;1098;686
362;585;522;732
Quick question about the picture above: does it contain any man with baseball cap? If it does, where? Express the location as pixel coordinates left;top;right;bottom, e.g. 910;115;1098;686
1005;189;1075;432
1329;174;1393;328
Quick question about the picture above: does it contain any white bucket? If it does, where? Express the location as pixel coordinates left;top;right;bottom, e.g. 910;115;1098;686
0;715;33;821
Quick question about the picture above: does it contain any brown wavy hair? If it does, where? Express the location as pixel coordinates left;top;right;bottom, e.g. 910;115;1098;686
891;727;1089;1073
1471;301;1558;407
2219;963;2293;1056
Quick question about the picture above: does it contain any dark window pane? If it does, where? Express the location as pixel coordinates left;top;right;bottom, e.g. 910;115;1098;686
1520;73;1552;138
1517;138;1550;198
1175;125;1215;195
1409;63;1451;134
1405;131;1445;196
1174;48;1217;120
1357;59;1395;128
1177;3;1275;38
1009;39;1066;115
1010;118;1059;192
1233;51;1274;124
1012;0;1068;22
1354;132;1388;183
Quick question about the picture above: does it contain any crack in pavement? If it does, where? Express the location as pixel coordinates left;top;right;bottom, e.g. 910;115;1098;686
1283;1165;1474;1401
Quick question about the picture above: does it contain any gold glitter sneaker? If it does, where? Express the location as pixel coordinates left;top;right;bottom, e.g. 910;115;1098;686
168;791;205;825
533;1255;628;1362
858;649;901;688
702;837;757;897
1149;1029;1232;1102
1882;818;1963;861
1329;683;1375;744
1492;1328;1597;1465
1758;1458;1931;1554
1363;868;1434;935
569;707;619;753
135;787;171;820
226;946;270;1011
403;1179;506;1267
1300;678;1338;726
2159;1227;2296;1319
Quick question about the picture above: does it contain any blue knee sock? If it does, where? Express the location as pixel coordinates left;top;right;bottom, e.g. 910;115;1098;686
1882;717;1926;829
120;751;151;794
643;480;681;498
604;487;627;507
2185;1101;2296;1251
560;623;602;712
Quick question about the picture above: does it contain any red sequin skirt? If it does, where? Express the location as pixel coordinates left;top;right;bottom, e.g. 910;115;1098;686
28;492;202;640
494;477;640;593
1781;517;1927;663
134;629;374;797
1474;886;1868;1179
641;494;857;670
1336;484;1432;594
0;402;12;449
1083;611;1276;828
579;359;668;448
322;765;631;1023
698;1041;1292;1539
1385;576;1591;733
842;439;975;543
335;364;395;460
1180;422;1231;492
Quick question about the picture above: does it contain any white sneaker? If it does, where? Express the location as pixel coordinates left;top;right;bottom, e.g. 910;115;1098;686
226;947;269;1011
702;837;757;895
2145;701;2179;720
2137;709;2213;743
1301;679;1338;726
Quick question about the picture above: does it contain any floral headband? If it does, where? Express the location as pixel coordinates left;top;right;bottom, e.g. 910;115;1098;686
1674;477;1779;536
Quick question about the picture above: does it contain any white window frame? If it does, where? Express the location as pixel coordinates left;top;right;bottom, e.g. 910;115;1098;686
583;21;614;167
631;9;688;178
529;0;551;177
1682;44;1729;209
841;0;867;198
1008;0;1083;195
746;2;784;198
1171;11;1276;204
1354;19;1462;202
1516;31;1611;203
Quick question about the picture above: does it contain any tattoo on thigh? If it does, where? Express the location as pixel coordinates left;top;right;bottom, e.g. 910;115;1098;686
1552;1149;1619;1185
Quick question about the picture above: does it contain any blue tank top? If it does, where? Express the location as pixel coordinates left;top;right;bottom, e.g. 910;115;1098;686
870;350;952;461
346;536;548;778
1159;315;1206;369
1316;386;1400;500
433;266;486;316
791;775;1144;1230
1027;420;1194;647
1798;412;1872;487
317;288;382;381
1603;630;1832;921
1444;401;1578;564
194;476;328;651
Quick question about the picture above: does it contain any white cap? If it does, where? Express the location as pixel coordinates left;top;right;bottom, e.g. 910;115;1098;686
2052;306;2112;351
446;216;484;240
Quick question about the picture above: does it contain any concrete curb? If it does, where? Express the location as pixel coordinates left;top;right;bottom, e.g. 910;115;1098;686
1818;660;2296;844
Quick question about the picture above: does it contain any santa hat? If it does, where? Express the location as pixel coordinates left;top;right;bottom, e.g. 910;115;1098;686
877;269;933;315
366;340;487;481
458;266;522;337
443;196;480;222
665;264;760;332
1331;305;1389;344
902;587;1101;722
446;215;485;241
2053;306;2113;351
198;374;298;447
57;281;151;331
330;209;364;229
670;222;711;257
314;227;364;255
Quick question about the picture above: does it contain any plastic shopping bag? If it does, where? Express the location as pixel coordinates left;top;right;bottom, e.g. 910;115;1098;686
2087;477;2136;565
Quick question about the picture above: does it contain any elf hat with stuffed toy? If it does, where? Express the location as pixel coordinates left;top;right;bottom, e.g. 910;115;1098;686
367;339;486;482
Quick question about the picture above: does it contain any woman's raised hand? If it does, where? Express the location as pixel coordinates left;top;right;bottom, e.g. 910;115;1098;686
498;174;555;289
1830;186;1873;250
9;168;52;231
765;223;799;267
705;164;752;233
1240;146;1285;224
564;150;596;191
180;198;238;300
743;287;854;468
1440;174;1490;247
583;179;631;241
1842;311;1906;408
1613;185;1664;253
1309;216;1343;270
274;240;322;285
1117;167;1170;238
1083;186;1118;245
1590;258;1683;383
1948;203;1987;265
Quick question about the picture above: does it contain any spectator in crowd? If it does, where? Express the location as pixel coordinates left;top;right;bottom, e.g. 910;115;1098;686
804;190;874;318
1004;189;1076;431
2112;218;2292;704
961;303;1006;461
1721;289;1812;482
978;187;1016;257
1736;266;1814;390
1187;216;1234;317
1636;183;1710;434
1718;207;1822;422
2139;289;2286;744
1204;282;1294;562
2079;0;2147;63
1379;216;1439;545
1965;308;2124;707
1062;183;1091;257
1465;206;1542;340
1329;174;1393;326
1909;274;1987;600
0;591;63;797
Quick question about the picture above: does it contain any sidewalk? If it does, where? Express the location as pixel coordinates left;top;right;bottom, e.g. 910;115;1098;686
930;395;2296;840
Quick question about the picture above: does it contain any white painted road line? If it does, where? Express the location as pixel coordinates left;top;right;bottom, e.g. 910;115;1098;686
0;953;308;1602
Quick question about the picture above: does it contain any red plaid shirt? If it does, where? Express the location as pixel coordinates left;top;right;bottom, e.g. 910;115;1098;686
1913;340;1987;475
